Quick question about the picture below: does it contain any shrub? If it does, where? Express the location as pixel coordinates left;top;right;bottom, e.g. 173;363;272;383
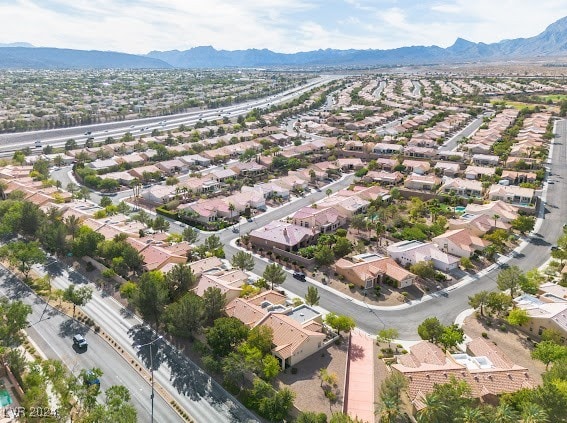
85;261;95;272
481;332;488;338
348;283;355;289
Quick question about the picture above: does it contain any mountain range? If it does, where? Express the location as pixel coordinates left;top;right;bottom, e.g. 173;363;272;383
2;16;567;69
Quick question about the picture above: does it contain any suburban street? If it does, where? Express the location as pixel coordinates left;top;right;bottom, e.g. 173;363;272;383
0;266;179;423
215;119;567;340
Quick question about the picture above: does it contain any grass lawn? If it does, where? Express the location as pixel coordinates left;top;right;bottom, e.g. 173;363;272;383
537;94;567;103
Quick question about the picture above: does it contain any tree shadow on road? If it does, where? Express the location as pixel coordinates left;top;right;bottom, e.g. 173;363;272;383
59;318;88;339
0;272;32;301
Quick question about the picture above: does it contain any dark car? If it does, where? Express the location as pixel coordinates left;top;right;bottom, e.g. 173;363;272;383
247;217;254;222
551;246;559;251
73;334;88;350
293;272;306;281
84;370;100;387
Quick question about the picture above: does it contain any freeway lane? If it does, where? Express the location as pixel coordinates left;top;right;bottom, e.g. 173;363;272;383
0;267;178;423
0;75;339;153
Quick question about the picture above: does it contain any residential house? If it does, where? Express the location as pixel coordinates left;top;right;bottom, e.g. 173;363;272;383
291;206;345;234
432;228;490;258
334;256;416;289
488;185;535;206
194;272;245;303
225;291;327;368
440;178;484;199
464;166;496;180
373;143;404;155
514;295;567;341
179;154;211;167
156;159;189;175
434;162;461;177
387;240;460;272
363;171;403;186
140;185;176;204
404;175;440;191
336;158;364;171
464;200;520;223
403;160;431;175
249;221;315;252
392;338;534;412
448;213;510;236
472;154;500;167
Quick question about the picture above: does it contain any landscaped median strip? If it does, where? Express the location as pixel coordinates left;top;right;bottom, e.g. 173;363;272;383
97;326;195;423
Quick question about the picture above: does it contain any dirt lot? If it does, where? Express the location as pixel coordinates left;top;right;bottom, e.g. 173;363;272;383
276;341;348;417
462;314;546;385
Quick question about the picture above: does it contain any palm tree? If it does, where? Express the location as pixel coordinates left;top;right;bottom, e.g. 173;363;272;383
228;203;236;220
65;215;81;240
376;394;401;423
457;406;484;423
66;182;78;198
521;403;549;423
416;394;449;423
493;214;500;229
493;403;520;423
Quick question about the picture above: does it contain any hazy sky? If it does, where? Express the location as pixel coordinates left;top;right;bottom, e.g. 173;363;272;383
1;0;566;54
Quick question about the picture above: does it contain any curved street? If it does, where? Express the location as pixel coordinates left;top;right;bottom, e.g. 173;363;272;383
218;119;566;340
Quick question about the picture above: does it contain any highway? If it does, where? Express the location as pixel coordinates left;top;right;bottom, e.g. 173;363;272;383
0;75;340;154
0;266;179;423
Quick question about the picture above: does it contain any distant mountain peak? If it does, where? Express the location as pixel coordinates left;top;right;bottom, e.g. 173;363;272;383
0;42;34;48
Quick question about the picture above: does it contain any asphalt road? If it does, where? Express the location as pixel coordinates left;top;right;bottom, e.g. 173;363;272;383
214;120;567;340
439;111;492;152
0;266;178;423
0;75;339;154
32;262;258;423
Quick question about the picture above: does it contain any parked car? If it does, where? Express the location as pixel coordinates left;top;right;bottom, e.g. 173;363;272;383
247;217;254;222
293;272;306;281
73;334;88;350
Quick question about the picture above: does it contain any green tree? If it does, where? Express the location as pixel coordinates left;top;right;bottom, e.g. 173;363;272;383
521;403;549;423
410;260;436;279
377;328;399;349
418;317;445;344
0;298;32;346
511;215;536;234
99;196;112;208
332;237;352;258
261;354;281;381
72;226;105;258
206;317;249;357
507;308;530;326
258;386;295;422
496;265;526;299
314;244;335;266
522;268;545;294
439;325;465;351
164;293;203;340
296;411;328;423
305;286;320;306
202;286;227;325
165;263;196;301
468;290;490;317
182;226;199;244
133;270;169;329
231;251;255;271
324;312;355;336
0;240;46;281
262;263;287;290
152;216;170;233
65;215;82;241
84;384;137;422
486;291;513;317
62;284;93;318
247;325;274;355
532;341;567;369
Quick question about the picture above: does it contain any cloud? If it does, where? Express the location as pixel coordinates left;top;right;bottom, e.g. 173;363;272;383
0;0;566;53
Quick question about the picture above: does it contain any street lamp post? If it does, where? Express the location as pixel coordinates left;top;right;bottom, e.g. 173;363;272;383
135;335;163;423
